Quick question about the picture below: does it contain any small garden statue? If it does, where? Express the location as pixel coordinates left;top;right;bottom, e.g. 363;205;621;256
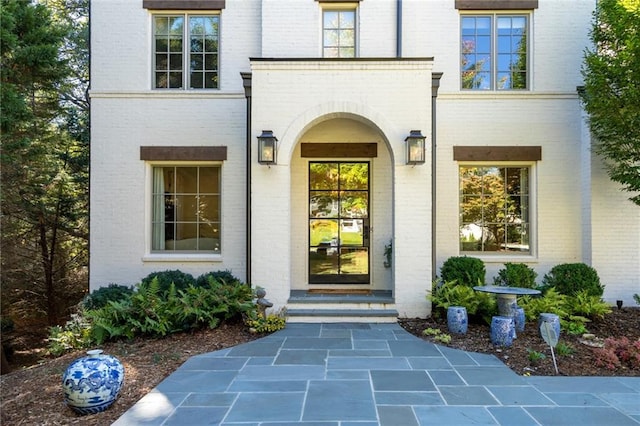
255;288;273;318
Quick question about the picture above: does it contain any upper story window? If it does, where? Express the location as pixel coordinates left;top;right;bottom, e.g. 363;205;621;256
461;14;529;90
322;8;356;57
153;14;219;89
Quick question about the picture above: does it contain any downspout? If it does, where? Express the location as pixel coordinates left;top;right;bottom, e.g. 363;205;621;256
87;0;92;295
396;0;402;57
241;72;252;286
431;73;443;280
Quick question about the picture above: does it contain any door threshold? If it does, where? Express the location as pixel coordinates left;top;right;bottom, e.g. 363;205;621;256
307;288;372;295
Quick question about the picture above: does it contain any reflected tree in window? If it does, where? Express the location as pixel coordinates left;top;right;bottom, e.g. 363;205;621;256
460;166;530;253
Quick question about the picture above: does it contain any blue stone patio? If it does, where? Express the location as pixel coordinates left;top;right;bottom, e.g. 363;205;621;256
113;323;640;426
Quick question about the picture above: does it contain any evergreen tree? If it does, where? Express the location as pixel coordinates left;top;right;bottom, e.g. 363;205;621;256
1;0;88;326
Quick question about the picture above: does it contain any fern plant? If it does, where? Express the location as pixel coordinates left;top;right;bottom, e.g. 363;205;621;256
518;288;568;321
428;279;496;324
565;290;612;320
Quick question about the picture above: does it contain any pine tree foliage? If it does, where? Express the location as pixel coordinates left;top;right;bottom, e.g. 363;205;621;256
1;0;89;326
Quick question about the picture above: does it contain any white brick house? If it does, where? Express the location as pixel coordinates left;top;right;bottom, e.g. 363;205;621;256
90;0;639;320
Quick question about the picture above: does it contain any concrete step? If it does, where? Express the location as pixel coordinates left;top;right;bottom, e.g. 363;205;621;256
286;308;399;323
286;290;398;323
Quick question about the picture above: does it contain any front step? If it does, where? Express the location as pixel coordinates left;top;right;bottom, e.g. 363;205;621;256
286;290;398;323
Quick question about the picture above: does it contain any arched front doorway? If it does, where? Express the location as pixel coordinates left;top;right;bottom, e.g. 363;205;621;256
289;116;393;293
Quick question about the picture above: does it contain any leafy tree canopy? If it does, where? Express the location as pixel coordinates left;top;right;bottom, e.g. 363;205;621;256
581;0;640;205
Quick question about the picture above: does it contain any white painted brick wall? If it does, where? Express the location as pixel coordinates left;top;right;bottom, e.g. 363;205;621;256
90;96;248;287
435;95;587;283
90;0;260;92
91;0;638;312
250;60;433;316
591;154;640;306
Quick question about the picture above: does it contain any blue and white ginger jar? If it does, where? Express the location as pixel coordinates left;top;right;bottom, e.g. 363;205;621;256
62;349;125;415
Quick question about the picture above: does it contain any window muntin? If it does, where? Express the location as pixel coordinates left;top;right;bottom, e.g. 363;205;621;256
461;14;528;90
153;14;219;89
323;9;356;58
459;166;530;254
152;166;220;252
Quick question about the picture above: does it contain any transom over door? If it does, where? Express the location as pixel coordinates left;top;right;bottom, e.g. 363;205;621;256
309;162;370;284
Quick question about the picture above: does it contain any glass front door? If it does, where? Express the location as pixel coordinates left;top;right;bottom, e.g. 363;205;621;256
309;162;370;284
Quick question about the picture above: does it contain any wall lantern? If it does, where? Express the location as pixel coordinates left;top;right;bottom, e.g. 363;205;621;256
405;130;426;165
257;130;277;165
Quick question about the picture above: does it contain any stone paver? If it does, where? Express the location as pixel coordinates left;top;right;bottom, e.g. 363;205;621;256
113;323;640;426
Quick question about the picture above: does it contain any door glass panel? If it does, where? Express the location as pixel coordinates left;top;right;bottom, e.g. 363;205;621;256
340;191;368;217
310;163;338;190
340;219;363;245
310;192;339;218
309;162;369;284
339;248;369;275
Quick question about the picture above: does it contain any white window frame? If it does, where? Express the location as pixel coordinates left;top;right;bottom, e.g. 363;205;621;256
320;3;358;58
152;13;220;90
142;161;223;263
458;161;537;261
460;12;531;91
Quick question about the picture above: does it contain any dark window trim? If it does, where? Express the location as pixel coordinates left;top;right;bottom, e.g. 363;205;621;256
140;146;227;161
453;146;541;161
455;0;538;10
301;143;377;158
143;0;225;10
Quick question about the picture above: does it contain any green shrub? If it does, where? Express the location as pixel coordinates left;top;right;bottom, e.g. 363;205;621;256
141;270;196;294
440;256;486;287
493;263;538;289
541;263;604;297
195;270;242;287
82;284;134;310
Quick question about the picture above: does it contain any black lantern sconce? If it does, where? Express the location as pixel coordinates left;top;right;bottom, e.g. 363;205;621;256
257;130;277;165
405;130;426;165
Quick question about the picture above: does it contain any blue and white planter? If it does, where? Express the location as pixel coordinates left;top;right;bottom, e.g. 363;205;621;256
513;307;526;333
62;349;125;415
447;306;468;334
538;313;561;340
490;316;515;347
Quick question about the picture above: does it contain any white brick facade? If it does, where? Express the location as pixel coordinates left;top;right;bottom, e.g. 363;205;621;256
90;0;639;318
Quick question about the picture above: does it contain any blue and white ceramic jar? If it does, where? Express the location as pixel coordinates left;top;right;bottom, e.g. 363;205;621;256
447;306;468;334
538;313;561;340
490;316;515;347
62;349;125;415
513;307;526;333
